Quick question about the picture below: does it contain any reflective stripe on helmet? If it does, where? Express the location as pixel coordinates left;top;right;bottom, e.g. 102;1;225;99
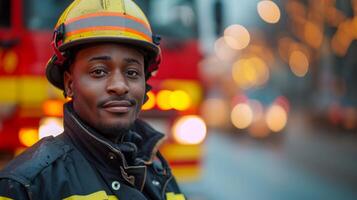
64;12;151;30
66;26;151;42
64;13;152;42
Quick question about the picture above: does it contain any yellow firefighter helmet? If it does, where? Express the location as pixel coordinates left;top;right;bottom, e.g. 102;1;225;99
46;0;161;90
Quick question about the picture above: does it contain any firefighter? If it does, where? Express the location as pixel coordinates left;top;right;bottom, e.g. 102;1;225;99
0;0;185;199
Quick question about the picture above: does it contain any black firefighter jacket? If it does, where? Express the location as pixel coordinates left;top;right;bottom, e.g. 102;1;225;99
0;103;185;200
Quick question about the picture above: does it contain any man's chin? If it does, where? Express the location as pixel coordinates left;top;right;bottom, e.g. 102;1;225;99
94;121;133;142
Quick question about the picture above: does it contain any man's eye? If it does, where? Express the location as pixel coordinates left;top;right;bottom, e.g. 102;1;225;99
127;70;139;78
90;69;107;77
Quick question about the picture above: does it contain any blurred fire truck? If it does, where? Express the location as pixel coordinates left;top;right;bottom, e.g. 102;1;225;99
0;0;206;182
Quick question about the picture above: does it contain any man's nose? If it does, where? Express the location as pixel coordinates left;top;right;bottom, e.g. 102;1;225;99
106;72;129;95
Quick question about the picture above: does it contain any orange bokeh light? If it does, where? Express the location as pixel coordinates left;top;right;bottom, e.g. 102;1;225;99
289;50;309;77
257;0;281;24
19;128;39;147
43;99;64;117
142;91;156;110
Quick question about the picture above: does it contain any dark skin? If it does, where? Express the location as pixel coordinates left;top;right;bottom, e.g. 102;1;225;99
64;43;146;142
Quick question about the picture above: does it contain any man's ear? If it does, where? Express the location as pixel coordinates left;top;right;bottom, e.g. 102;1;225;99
64;71;74;98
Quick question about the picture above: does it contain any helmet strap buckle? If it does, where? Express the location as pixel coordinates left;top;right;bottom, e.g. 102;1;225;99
152;34;161;45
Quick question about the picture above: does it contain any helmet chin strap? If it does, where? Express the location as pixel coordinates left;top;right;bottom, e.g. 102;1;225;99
52;24;66;65
146;34;162;76
147;55;161;75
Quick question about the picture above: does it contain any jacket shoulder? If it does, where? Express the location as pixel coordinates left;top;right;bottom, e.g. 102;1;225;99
0;135;72;185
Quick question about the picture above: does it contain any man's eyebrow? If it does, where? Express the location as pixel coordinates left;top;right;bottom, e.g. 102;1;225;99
124;58;143;66
88;55;112;62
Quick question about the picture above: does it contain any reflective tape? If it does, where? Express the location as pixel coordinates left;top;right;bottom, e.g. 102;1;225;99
166;192;186;200
63;190;119;200
0;196;14;200
65;26;151;42
65;15;152;40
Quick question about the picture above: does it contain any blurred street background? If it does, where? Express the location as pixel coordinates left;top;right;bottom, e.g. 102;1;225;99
1;0;357;199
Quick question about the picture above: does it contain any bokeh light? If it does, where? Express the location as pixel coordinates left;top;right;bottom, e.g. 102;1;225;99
19;128;38;147
173;116;207;145
249;57;270;86
231;103;253;129
304;21;323;49
257;0;281;24
289;50;309;77
232;59;252;89
265;104;288;132
157;90;173;110
232;57;270;89
39;117;63;139
2;50;18;74
223;24;250;50
43;99;63;117
142;91;156;110
170;90;191;111
214;37;237;61
278;37;294;62
201;98;230;128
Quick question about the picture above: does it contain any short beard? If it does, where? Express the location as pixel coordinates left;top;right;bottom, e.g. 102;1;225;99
94;122;133;143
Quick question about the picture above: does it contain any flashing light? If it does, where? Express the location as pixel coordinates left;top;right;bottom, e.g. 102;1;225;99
19;128;39;147
142;91;156;110
231;103;253;129
266;104;288;132
224;24;250;50
170;90;191;111
43;99;64;117
157;90;172;110
39;117;64;139
257;1;281;24
172;116;207;145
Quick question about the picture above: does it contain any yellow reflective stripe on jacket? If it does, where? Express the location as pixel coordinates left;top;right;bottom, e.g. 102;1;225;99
0;197;13;200
166;192;186;200
63;191;118;200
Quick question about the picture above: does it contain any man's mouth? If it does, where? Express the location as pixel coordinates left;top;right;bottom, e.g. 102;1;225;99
101;100;134;114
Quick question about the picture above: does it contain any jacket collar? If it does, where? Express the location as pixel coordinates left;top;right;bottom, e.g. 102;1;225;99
63;102;166;167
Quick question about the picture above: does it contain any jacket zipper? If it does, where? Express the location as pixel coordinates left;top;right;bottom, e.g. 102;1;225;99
69;113;131;168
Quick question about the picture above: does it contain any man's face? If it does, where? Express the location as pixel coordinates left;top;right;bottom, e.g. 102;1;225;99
64;43;146;139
